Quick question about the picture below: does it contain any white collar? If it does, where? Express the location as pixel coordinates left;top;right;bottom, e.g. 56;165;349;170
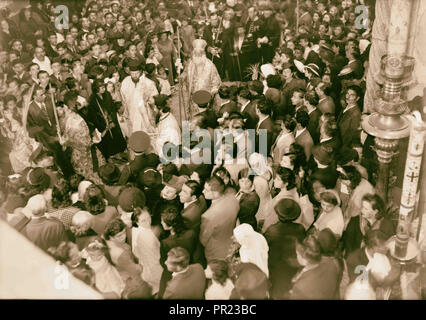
295;104;304;112
221;100;230;106
318;97;327;103
278;131;292;139
315;160;328;168
365;248;373;261
172;267;189;278
184;198;197;208
343;104;356;113
240;100;250;112
211;196;224;206
320;136;332;143
295;128;306;138
257;115;269;127
307;107;316;115
159;112;170;122
34;100;45;108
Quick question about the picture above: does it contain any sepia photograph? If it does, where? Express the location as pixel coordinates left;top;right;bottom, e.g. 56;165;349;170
0;0;425;307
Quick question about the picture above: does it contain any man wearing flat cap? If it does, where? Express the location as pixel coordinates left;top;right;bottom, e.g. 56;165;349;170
191;89;219;132
118;131;160;185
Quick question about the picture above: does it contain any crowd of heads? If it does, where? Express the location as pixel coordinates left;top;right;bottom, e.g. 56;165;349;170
0;0;405;300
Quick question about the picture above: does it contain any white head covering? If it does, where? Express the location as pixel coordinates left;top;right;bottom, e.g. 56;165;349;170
319;189;342;207
233;224;269;277
344;278;376;300
71;210;94;227
367;252;391;283
25;194;47;217
226;0;235;7
248;152;270;176
260;63;276;78
78;181;93;202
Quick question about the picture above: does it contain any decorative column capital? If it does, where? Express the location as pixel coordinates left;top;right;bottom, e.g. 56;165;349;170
372;137;399;163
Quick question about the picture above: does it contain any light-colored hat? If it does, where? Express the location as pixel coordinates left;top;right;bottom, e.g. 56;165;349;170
71;210;94;227
78;181;93;201
260;63;276;78
305;63;320;77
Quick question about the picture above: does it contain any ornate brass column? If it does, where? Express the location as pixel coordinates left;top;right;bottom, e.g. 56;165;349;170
362;0;415;202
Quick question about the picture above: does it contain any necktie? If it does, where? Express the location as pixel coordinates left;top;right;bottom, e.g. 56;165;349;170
41;103;52;127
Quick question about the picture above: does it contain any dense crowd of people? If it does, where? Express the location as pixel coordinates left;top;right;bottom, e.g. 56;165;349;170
0;0;405;300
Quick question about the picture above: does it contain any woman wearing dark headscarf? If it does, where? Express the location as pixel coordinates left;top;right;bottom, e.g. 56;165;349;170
87;79;126;161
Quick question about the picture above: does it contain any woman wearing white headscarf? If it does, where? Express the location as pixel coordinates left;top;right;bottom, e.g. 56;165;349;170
248;153;273;225
232;223;269;277
131;207;163;295
81;238;125;299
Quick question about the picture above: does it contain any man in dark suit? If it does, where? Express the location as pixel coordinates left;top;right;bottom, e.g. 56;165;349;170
244;6;261;60
180;180;207;230
257;5;280;63
11;59;32;85
238;86;258;130
84;43;102;74
337;86;362;148
200;176;239;263
316;82;336;115
179;0;196;18
281;63;306;116
225;23;257;81
45;32;60;60
203;13;226;79
26;86;74;178
179;180;208;266
71;60;92;100
217;86;239;118
310;145;339;190
291;88;308;116
345;229;389;282
319;118;342;158
255;96;276;156
297;4;313;33
163;247;206;299
295;110;314;161
303;90;322;144
50;58;71;94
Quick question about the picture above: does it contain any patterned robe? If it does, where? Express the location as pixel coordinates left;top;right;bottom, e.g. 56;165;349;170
62;107;104;184
182;56;221;116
